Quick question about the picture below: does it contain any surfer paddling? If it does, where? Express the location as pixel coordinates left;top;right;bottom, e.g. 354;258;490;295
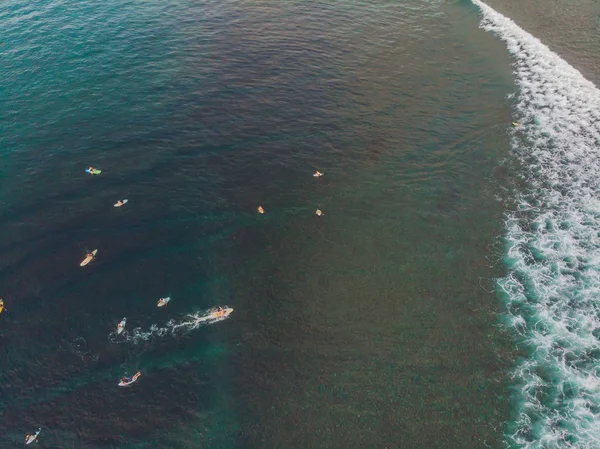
86;166;101;175
157;297;170;307
80;249;97;267
25;428;41;445
211;306;233;319
118;371;141;387
117;318;126;334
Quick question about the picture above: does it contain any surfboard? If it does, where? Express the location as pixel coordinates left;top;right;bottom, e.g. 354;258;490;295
114;199;128;207
80;249;98;267
118;371;141;387
85;168;102;175
157;297;171;307
25;428;41;445
117;317;126;334
210;306;234;319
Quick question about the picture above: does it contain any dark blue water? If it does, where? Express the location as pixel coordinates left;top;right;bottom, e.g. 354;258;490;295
0;0;517;447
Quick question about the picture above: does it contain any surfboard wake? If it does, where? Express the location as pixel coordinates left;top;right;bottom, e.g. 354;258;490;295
108;307;233;344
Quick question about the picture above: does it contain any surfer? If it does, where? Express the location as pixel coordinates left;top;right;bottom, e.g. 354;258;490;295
157;297;170;307
114;200;126;207
80;249;98;267
119;371;141;387
117;318;126;334
25;428;41;445
0;298;4;314
257;206;265;214
315;209;323;216
214;306;233;318
313;170;323;177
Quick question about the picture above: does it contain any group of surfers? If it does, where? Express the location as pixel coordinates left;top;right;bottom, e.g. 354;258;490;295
10;166;325;444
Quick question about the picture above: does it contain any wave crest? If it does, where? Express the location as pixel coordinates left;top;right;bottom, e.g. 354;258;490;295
473;1;600;447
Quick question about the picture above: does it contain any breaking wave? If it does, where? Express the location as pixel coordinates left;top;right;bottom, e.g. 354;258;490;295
472;1;600;448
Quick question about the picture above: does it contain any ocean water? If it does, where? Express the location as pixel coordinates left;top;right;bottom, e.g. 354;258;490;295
471;1;600;448
483;0;600;86
1;0;597;448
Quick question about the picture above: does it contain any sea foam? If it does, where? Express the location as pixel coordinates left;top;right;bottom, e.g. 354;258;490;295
472;1;600;448
108;307;233;344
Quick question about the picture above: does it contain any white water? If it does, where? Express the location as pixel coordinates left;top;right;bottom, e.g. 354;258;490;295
108;307;233;344
471;1;600;448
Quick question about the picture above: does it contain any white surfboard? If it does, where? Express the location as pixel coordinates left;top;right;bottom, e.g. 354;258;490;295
117;317;126;334
25;428;41;445
118;371;141;387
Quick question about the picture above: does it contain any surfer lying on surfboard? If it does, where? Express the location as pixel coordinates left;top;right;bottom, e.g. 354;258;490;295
114;199;128;207
211;306;233;319
157;297;170;307
25;428;41;445
80;249;97;267
117;318;126;334
86;166;101;175
118;371;141;387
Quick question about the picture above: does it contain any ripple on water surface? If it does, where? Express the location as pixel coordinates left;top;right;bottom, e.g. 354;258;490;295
0;0;515;447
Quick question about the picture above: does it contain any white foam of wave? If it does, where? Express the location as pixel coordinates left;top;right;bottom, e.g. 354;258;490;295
108;307;233;344
472;1;600;448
